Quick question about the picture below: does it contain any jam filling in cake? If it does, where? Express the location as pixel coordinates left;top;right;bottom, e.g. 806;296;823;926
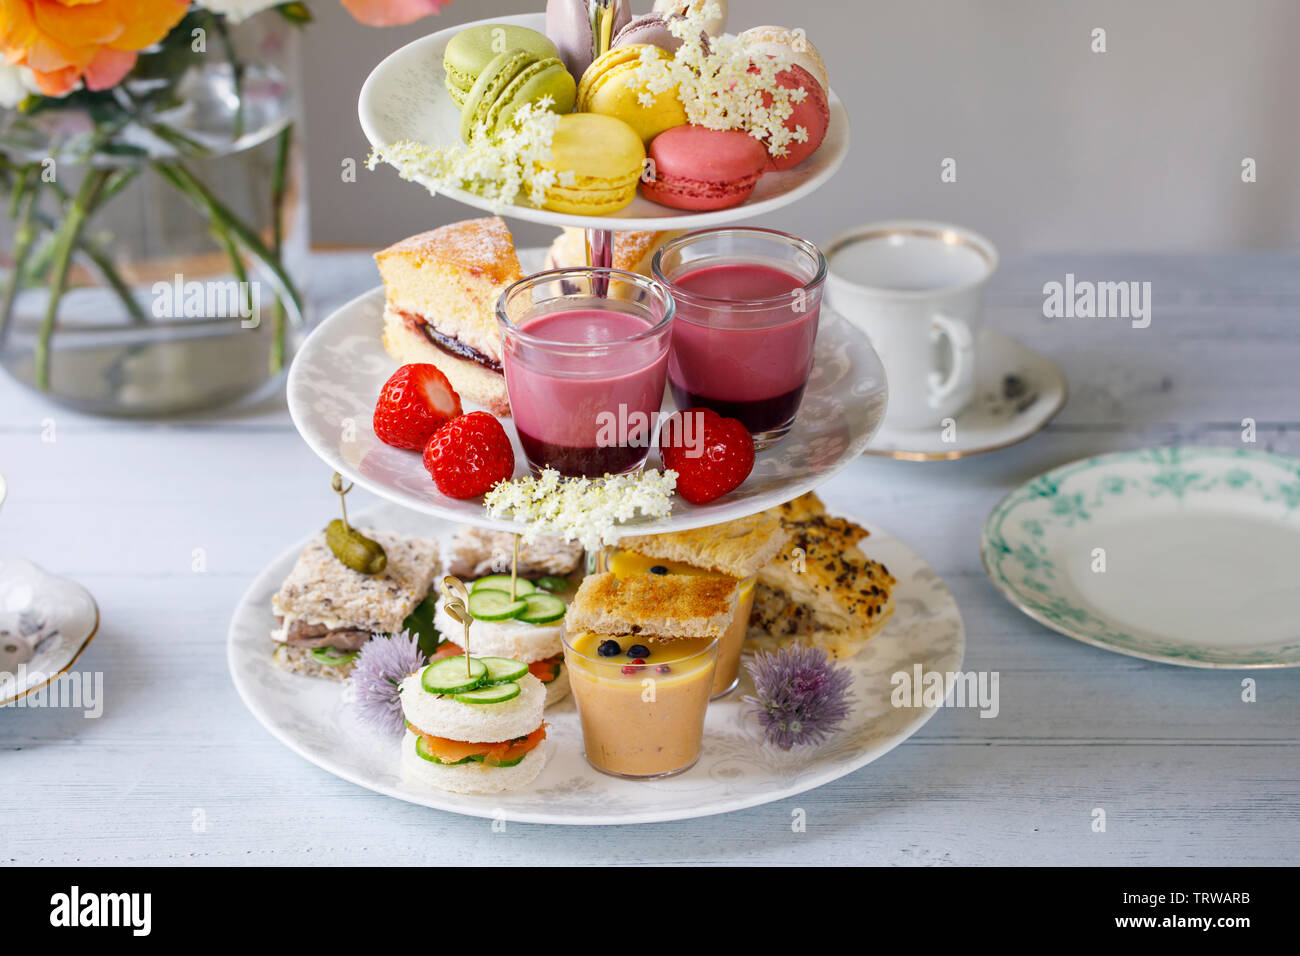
398;309;503;374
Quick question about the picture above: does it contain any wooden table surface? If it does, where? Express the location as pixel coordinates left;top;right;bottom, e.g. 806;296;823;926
2;251;1297;866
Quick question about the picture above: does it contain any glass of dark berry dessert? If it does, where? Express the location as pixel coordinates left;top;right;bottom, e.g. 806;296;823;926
653;228;827;449
497;268;674;478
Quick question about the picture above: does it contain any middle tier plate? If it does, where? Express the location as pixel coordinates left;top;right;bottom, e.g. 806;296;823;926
287;253;887;535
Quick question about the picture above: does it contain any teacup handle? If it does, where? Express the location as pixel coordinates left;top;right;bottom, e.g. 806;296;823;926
927;314;976;410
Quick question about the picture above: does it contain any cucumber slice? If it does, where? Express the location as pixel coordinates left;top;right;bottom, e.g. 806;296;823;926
453;681;521;705
310;647;358;667
467;588;529;621
421;656;487;694
484;752;527;768
472;574;535;597
414;734;474;765
478;657;529;682
533;575;569;593
518;592;566;624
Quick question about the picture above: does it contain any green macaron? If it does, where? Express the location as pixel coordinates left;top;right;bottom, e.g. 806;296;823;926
459;48;577;142
443;24;560;109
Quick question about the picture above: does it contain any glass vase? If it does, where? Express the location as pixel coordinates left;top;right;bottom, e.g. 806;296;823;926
0;10;309;416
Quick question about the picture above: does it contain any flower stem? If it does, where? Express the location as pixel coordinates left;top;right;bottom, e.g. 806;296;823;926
39;167;146;323
153;160;304;319
0;175;41;345
34;169;113;389
268;124;293;372
209;14;246;142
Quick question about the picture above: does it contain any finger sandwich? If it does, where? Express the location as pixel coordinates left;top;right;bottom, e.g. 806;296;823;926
443;524;584;579
433;575;572;707
270;529;440;680
400;655;550;794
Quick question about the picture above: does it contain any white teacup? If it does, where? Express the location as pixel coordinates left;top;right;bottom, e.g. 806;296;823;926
826;221;998;430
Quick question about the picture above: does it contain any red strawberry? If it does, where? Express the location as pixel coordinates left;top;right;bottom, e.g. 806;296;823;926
659;408;755;505
423;411;515;499
373;364;462;451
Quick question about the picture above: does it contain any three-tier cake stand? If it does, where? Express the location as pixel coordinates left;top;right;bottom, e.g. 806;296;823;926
227;12;966;825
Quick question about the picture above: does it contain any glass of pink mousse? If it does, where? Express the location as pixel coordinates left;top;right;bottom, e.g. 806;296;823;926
497;268;674;478
652;228;827;449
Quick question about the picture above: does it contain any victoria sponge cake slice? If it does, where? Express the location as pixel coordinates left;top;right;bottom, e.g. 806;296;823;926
376;217;523;416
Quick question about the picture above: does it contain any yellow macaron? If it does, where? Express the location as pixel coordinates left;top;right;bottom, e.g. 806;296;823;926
539;113;645;216
577;45;687;146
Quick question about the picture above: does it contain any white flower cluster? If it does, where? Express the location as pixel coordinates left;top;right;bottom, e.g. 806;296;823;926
367;101;563;211
483;467;679;551
635;1;806;157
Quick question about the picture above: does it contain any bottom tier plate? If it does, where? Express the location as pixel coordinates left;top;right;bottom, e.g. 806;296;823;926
228;502;965;825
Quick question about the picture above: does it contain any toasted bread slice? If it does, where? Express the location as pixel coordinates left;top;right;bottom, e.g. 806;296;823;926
565;572;737;640
618;512;790;580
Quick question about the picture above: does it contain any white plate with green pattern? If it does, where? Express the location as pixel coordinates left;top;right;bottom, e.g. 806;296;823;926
981;446;1300;668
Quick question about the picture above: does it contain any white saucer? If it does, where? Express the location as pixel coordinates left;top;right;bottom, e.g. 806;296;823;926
228;502;965;825
0;556;100;706
866;329;1067;460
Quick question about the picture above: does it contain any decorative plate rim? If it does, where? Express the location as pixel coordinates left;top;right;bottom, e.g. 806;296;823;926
286;282;888;536
228;505;966;824
980;445;1300;668
0;569;101;707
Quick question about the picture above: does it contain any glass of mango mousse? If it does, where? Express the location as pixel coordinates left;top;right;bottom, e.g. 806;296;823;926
614;514;793;698
562;571;739;779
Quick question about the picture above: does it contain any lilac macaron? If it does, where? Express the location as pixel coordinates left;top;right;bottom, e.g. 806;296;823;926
641;125;769;211
612;13;683;53
546;0;632;79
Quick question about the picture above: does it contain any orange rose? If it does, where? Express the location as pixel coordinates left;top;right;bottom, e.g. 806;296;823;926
0;0;189;97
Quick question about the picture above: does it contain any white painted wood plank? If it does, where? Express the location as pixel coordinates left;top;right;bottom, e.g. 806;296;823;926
1;251;1297;866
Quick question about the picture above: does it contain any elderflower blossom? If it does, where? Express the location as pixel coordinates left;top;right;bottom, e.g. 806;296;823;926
483;468;679;551
634;0;806;157
366;101;563;211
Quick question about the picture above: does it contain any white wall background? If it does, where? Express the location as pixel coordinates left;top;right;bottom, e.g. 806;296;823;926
302;0;1300;255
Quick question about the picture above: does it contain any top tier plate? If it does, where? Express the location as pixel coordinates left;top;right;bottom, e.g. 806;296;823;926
358;13;850;231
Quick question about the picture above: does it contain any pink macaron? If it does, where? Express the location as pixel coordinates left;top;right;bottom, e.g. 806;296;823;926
641;125;768;211
755;62;830;171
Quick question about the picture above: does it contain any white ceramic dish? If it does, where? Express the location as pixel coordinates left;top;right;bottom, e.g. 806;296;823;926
286;251;887;535
358;13;850;231
982;446;1300;667
0;556;100;706
865;329;1067;460
228;502;965;824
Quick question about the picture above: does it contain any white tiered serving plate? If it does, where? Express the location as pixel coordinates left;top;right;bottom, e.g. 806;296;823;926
229;502;965;825
287;252;887;534
358;13;851;231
